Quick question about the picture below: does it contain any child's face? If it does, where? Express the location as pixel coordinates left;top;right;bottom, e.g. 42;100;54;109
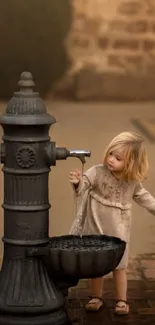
106;148;125;173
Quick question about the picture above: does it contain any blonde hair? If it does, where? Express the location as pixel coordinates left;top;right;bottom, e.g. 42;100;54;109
103;132;148;181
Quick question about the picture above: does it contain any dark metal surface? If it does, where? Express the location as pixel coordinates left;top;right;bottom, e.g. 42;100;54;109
0;72;68;325
0;72;92;325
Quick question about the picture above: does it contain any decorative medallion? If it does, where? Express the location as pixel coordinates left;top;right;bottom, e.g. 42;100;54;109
16;146;36;168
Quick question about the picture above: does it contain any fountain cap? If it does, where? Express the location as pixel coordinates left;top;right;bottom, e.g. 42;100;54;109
0;72;56;126
18;71;35;90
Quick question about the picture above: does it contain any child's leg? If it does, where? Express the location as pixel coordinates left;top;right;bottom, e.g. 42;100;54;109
113;268;127;300
90;277;103;297
85;277;103;311
113;268;129;315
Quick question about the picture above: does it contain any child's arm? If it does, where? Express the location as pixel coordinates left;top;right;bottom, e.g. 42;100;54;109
133;182;155;215
70;174;91;196
69;166;96;196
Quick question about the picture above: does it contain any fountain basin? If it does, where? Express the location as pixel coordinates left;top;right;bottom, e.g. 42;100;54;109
42;235;126;279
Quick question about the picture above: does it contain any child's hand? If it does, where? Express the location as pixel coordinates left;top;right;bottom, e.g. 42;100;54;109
69;169;82;185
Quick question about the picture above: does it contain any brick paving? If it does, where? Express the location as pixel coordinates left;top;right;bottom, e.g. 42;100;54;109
67;254;155;324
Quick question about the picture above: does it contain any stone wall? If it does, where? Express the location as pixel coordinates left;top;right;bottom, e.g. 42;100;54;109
55;0;155;100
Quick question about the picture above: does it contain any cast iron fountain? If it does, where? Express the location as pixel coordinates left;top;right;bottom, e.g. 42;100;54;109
0;72;126;325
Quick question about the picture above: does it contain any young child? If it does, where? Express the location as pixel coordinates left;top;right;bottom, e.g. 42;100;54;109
69;131;155;315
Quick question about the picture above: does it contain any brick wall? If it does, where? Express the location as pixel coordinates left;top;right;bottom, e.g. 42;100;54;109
54;0;155;100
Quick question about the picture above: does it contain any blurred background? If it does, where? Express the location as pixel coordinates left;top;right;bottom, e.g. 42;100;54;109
0;0;155;265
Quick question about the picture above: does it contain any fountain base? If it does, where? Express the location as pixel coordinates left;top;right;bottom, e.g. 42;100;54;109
0;310;70;325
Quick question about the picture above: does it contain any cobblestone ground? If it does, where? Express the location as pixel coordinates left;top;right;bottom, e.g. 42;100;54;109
67;255;155;324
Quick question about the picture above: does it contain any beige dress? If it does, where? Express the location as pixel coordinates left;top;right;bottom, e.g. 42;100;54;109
70;164;155;269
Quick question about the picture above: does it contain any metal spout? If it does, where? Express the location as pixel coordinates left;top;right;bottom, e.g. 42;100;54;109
68;149;91;164
45;143;91;166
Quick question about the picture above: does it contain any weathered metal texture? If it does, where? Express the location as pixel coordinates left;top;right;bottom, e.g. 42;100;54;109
0;72;69;325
